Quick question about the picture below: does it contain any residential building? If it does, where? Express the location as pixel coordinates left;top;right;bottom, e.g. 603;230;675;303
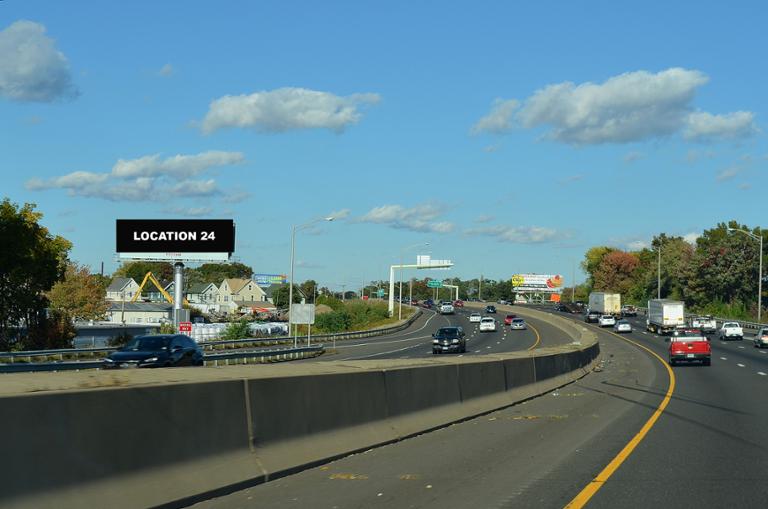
106;302;172;324
218;278;267;314
105;278;141;302
186;283;220;305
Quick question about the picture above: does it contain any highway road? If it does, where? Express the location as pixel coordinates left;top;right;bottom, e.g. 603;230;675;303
311;306;573;361
192;303;768;509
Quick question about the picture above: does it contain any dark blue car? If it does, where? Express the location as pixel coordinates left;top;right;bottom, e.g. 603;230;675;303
103;334;203;369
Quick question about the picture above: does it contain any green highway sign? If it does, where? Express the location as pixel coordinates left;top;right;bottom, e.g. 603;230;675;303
427;280;443;288
376;289;385;298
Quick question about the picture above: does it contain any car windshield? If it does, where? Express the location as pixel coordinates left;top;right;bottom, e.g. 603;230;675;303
123;336;171;351
512;319;524;323
436;328;460;337
481;318;494;322
724;323;739;328
617;320;629;325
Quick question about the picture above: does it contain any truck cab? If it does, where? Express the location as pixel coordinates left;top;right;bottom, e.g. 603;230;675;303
668;330;711;366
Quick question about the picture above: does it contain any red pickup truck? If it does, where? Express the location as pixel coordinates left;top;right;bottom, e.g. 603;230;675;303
668;330;711;366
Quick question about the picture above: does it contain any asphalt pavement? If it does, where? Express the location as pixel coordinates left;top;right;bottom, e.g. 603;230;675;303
190;304;768;508
311;306;571;361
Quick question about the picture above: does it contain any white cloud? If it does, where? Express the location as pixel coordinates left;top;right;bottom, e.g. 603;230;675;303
472;68;757;145
716;166;742;182
0;20;78;102
464;225;559;244
200;87;380;134
624;151;644;164
627;240;650;251
474;215;494;223
329;208;351;220
161;206;213;217
26;150;242;201
739;183;752;191
682;232;700;244
358;203;454;233
158;63;174;77
559;174;584;185
471;99;519;134
684;111;758;141
222;191;251;204
111;151;244;178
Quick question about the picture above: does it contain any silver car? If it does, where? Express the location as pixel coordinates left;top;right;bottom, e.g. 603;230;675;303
755;327;768;348
613;319;632;333
509;318;527;330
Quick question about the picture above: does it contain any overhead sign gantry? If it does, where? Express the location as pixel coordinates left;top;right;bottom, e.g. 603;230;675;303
388;255;453;316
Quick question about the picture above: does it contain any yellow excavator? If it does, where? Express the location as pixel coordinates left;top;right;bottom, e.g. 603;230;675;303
130;271;190;306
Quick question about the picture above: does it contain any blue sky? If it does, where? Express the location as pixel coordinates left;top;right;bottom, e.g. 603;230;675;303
2;1;766;290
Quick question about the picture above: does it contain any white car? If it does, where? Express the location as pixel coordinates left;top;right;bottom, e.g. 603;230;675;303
613;320;632;333
754;327;768;348
469;313;482;323
439;304;455;315
479;317;497;332
598;315;616;327
718;322;743;341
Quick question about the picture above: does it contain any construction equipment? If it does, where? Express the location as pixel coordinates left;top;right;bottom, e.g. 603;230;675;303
131;272;190;306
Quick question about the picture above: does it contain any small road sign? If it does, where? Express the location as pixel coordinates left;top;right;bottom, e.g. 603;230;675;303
427;280;443;288
179;321;192;333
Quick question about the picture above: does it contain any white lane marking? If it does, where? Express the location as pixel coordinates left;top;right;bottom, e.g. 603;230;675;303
496;341;500;344
761;351;767;354
758;372;766;376
474;350;481;353
486;346;492;349
642;332;648;335
738;346;745;349
737;363;745;367
720;357;728;360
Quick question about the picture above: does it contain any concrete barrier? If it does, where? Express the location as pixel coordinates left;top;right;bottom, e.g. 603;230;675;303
0;312;600;509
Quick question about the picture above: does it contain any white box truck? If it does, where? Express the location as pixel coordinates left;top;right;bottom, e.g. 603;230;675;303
646;299;685;335
588;292;621;316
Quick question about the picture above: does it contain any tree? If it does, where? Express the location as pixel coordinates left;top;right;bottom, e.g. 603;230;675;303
188;262;254;285
299;280;318;303
0;199;71;350
47;262;110;321
271;284;302;308
114;261;174;282
593;250;640;295
581;246;615;291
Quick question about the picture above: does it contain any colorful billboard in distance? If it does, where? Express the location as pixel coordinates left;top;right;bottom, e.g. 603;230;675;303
510;274;564;293
253;274;288;286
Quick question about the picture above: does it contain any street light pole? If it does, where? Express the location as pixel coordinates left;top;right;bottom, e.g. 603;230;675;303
399;242;429;320
728;227;764;323
289;216;335;348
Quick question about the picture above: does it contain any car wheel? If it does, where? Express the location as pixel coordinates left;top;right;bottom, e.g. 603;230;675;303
703;358;711;366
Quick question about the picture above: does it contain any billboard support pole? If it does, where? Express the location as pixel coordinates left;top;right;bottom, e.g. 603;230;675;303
173;262;184;326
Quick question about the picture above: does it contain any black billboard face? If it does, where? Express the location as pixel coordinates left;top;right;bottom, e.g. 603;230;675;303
116;219;235;253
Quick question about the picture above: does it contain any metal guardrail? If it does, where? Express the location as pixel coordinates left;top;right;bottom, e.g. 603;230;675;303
0;345;326;373
0;308;423;368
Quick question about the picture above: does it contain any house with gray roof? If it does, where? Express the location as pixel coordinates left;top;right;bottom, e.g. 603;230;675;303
105;278;141;302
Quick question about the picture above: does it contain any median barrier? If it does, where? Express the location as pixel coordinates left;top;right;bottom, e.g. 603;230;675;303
0;308;600;509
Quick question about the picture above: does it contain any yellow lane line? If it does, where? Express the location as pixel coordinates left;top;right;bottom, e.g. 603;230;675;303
564;328;676;509
527;323;541;350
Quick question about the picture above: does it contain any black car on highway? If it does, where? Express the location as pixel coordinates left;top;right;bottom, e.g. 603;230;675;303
432;327;466;354
584;311;600;323
103;334;204;369
485;305;497;314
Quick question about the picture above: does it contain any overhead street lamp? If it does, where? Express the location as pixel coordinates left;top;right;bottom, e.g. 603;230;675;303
289;216;335;347
399;242;430;320
727;227;764;324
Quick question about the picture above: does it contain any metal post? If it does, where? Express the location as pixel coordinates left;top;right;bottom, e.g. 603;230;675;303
759;230;763;324
398;252;403;320
657;240;662;300
479;274;483;301
571;261;575;302
289;225;297;348
173;262;184;326
388;265;396;316
409;278;413;306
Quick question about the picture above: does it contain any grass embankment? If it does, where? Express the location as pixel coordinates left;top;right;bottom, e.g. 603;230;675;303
296;298;415;334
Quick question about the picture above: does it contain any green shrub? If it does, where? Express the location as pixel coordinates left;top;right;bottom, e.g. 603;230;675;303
221;320;251;340
314;310;352;333
316;295;344;311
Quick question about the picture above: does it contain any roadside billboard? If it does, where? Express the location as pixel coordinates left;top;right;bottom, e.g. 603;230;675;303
253;274;288;286
510;274;564;293
116;219;235;262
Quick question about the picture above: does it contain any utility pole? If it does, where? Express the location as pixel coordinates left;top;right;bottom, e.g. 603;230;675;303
479;274;483;301
657;241;662;299
571;261;576;302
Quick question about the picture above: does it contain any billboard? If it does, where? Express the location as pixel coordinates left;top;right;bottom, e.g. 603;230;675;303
510;274;564;293
253;274;288;286
116;219;235;262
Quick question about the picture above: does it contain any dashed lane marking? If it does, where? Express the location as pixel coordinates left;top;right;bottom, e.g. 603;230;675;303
737;363;745;367
721;357;728;360
758;372;766;376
